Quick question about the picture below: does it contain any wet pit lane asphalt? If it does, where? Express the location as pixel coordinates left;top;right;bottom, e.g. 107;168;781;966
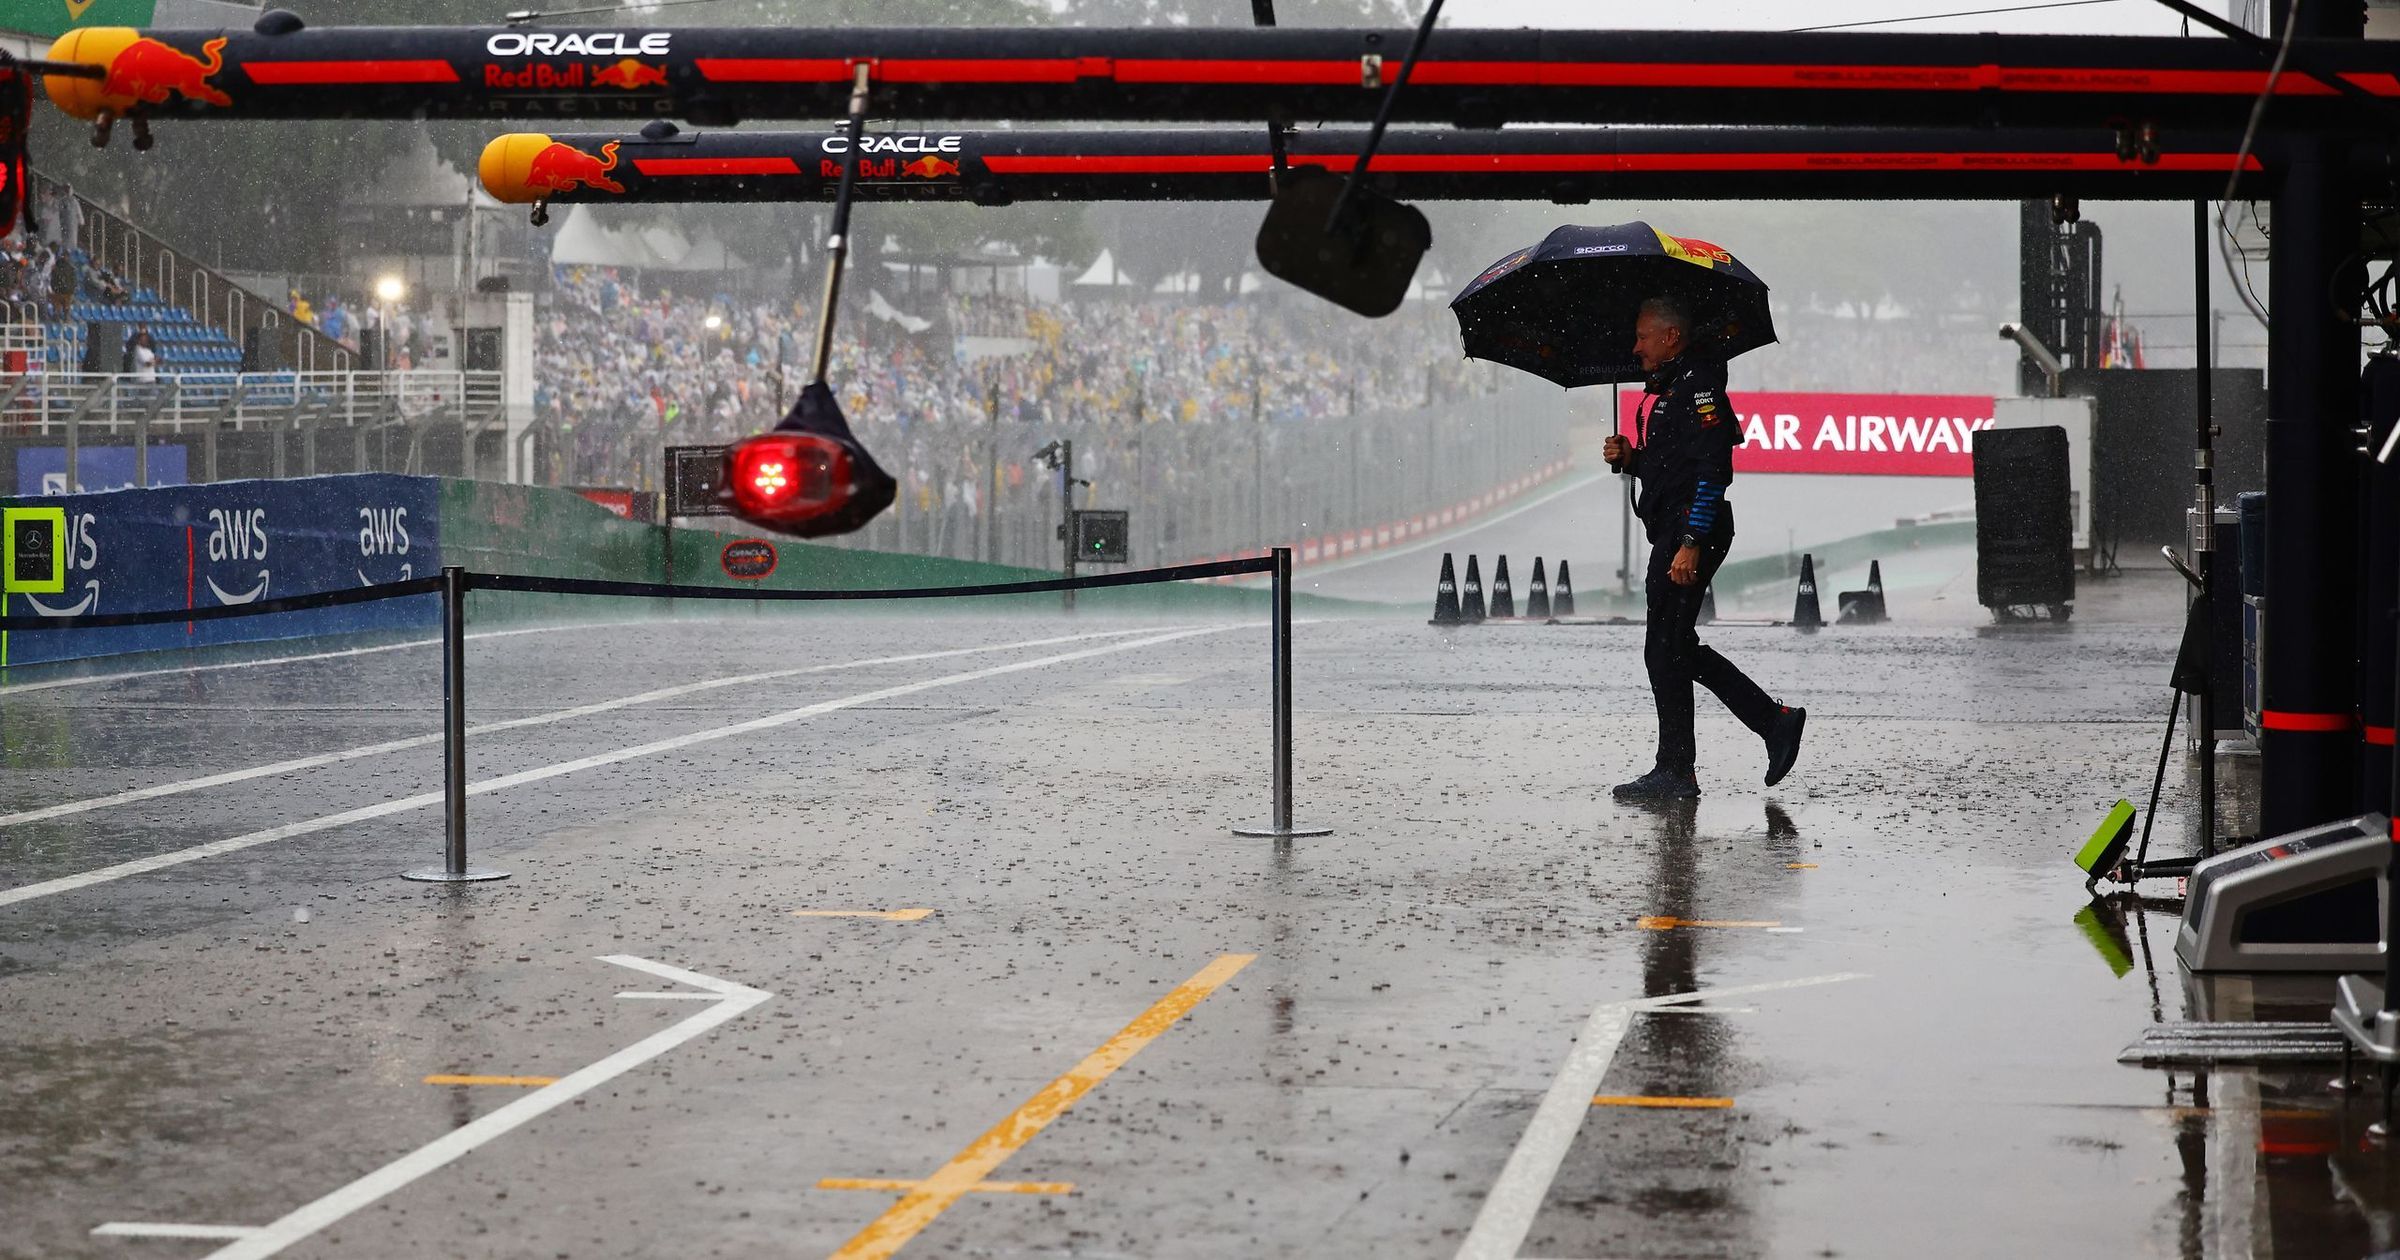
0;583;2385;1259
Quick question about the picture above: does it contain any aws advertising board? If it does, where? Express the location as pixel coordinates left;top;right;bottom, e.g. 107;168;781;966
0;474;439;667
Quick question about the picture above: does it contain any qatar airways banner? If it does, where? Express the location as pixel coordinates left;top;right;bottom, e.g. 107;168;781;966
1616;392;1997;477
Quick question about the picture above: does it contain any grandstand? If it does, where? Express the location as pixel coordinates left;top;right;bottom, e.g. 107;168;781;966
1;170;1565;566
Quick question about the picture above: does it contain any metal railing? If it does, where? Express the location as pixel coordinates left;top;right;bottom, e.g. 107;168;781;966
0;369;508;484
29;171;355;374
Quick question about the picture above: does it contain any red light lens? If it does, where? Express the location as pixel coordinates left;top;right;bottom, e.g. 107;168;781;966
722;432;852;530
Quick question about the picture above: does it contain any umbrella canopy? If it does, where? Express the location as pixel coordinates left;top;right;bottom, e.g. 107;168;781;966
1449;221;1776;388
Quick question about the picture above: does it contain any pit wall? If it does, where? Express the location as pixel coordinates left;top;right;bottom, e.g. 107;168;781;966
0;475;1340;668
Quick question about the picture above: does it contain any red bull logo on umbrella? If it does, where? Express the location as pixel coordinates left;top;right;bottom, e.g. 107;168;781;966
524;140;626;195
102;36;232;109
1657;230;1735;269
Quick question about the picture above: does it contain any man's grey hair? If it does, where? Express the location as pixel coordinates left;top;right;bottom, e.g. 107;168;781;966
1639;294;1694;335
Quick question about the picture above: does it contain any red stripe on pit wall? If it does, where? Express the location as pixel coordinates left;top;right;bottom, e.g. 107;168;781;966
688;55;2400;97
244;60;460;84
2260;710;2355;733
634;157;804;177
982;151;2263;178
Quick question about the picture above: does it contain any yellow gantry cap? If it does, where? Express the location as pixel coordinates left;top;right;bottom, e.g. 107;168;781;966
480;133;558;204
43;27;142;121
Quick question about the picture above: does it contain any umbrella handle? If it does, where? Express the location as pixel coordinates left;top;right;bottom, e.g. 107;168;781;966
810;61;873;387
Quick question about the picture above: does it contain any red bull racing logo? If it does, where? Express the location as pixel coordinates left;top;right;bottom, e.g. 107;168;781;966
818;152;965;181
487;57;668;91
592;59;670;91
103;36;232;109
524;140;625;195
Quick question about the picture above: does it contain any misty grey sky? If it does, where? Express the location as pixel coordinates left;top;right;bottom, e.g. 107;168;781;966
1432;0;2264;369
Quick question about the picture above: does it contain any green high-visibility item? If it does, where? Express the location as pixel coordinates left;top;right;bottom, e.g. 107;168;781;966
2074;800;2138;878
3;507;67;595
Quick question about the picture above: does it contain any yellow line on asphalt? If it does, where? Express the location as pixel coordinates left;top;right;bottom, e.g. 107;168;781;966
792;909;935;922
827;952;1255;1260
1591;1095;1735;1109
1785;863;1819;870
818;1178;1075;1195
422;1075;558;1087
1636;916;1782;930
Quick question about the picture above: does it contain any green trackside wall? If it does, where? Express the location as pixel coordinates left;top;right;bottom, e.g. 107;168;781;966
1710;518;1979;600
435;480;1369;620
1505;517;1979;617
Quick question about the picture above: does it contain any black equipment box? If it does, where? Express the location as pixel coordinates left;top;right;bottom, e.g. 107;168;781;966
663;445;731;519
1973;425;2075;613
1073;510;1130;564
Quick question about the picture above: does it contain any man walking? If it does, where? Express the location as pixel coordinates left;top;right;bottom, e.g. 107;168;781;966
1602;295;1806;801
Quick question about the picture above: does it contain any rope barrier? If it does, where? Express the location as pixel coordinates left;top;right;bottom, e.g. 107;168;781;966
469;557;1272;603
0;558;1276;633
0;576;444;631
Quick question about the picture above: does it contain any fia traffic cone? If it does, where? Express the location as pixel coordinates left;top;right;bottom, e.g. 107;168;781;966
1527;557;1552;620
1490;555;1516;619
1793;553;1823;632
1463;555;1487;622
1553;560;1576;616
1699;584;1717;625
1430;553;1462;625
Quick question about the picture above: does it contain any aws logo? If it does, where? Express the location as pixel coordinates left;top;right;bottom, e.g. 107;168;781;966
21;512;101;617
205;507;270;604
357;506;411;557
357;506;415;584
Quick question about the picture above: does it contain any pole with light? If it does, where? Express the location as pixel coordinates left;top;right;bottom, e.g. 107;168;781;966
374;273;406;373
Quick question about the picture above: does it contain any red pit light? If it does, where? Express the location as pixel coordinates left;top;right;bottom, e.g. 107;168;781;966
721;431;849;532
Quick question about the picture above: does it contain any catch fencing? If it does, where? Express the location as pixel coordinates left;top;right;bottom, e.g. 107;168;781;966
824;380;1576;570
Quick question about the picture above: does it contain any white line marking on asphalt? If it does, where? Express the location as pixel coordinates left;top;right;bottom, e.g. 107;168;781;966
615;991;717;1000
91;1224;261;1240
0;621;609;697
0;625;1193;830
190;955;769;1260
1454;972;1865;1260
0;625;1234;909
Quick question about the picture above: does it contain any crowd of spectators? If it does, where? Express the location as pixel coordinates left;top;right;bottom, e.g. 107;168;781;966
0;235;139;317
529;265;1498;497
285;286;448;369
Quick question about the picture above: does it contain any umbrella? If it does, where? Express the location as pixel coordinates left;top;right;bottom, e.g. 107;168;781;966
1449;221;1776;388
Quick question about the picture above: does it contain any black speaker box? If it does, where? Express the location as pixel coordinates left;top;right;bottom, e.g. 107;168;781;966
1974;425;2076;611
80;319;125;373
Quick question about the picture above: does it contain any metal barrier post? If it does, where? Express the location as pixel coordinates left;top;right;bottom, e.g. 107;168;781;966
1233;546;1330;839
405;566;508;884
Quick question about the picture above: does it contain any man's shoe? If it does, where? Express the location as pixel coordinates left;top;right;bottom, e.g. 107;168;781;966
1612;768;1670;799
1763;706;1807;787
1613;768;1700;801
